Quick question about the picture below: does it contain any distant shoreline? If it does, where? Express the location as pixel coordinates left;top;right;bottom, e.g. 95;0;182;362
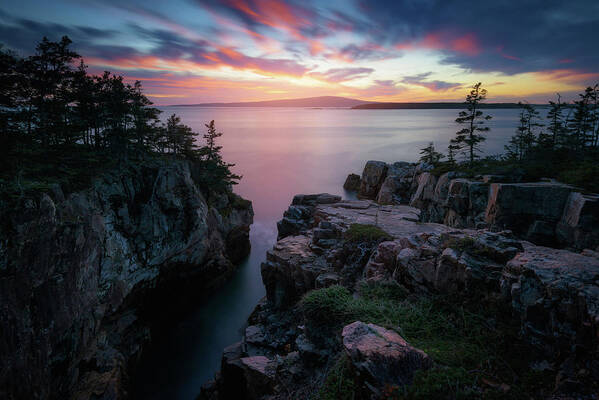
351;102;539;109
163;95;546;109
163;103;547;109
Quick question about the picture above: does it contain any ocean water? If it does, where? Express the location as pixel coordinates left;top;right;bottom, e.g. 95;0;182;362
132;107;521;399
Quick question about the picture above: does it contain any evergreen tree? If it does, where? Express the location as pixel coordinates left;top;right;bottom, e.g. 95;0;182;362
447;143;459;165
26;36;81;146
130;80;160;150
505;102;543;161
164;114;197;156
0;46;18;160
450;82;492;166
419;142;444;165
566;86;596;151
203;120;223;161
545;93;565;149
199;120;240;188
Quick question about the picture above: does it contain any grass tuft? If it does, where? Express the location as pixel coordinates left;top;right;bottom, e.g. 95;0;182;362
344;223;391;243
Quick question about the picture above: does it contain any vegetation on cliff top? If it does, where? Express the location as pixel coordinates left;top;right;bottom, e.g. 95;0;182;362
304;282;593;399
0;36;239;201
424;82;599;191
344;223;391;243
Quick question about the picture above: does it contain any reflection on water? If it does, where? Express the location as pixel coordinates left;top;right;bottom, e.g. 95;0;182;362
133;107;520;399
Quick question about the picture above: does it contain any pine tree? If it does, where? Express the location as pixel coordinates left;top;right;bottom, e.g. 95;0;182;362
545;94;565;148
505;102;543;161
419;142;444;165
447;143;459;165
450;82;492;166
200;120;240;188
203;120;223;161
130;80;160;150
566;86;596;151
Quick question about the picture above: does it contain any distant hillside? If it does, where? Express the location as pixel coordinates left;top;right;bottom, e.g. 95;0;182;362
171;96;371;108
352;102;530;109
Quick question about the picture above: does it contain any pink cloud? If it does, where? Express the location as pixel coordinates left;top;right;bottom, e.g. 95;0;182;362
395;31;480;56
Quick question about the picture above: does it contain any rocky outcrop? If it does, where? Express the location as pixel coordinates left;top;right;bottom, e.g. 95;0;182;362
342;321;432;396
348;160;599;250
0;160;253;400
262;198;449;308
485;182;575;245
358;161;388;199
556;192;599;249
209;189;599;399
343;173;361;191
376;162;415;204
367;229;599;362
276;193;341;240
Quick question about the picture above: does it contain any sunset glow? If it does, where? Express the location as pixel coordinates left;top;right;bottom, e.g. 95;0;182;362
2;0;597;104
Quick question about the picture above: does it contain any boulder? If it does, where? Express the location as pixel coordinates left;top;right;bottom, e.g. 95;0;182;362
409;172;437;210
376;162;416;205
343;173;361;191
342;321;432;394
502;243;599;356
359;161;388;199
221;353;276;400
443;179;489;228
556;192;599;250
485;182;575;244
376;176;401;205
261;235;328;308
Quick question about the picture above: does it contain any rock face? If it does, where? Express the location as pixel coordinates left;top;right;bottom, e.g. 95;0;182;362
343;173;361;191
276;193;341;240
556;192;599;250
210;189;599;399
376;162;416;205
262;197;449;308
358;161;388;199
0;160;253;400
485;182;575;245
349;160;599;250
370;229;599;360
342;321;432;395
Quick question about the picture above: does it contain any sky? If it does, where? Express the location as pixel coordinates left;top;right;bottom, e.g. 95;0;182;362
1;0;598;105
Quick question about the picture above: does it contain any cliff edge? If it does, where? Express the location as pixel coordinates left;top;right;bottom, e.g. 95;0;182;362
0;159;253;400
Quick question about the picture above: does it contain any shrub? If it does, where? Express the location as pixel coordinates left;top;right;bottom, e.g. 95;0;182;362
344;223;391;243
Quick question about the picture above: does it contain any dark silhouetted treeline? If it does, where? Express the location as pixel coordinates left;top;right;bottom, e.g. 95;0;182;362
0;36;239;199
429;83;599;191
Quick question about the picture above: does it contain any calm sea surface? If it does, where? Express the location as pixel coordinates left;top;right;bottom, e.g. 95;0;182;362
133;107;521;399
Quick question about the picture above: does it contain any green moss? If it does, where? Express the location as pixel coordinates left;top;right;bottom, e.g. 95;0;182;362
301;285;357;328
344;223;391;243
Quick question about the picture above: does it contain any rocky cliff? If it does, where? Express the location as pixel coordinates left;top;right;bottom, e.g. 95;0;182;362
204;188;599;398
0;159;253;400
351;160;599;250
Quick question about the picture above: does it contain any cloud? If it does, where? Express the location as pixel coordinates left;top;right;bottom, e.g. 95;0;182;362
309;67;374;83
0;12;309;78
399;72;462;92
357;0;599;74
